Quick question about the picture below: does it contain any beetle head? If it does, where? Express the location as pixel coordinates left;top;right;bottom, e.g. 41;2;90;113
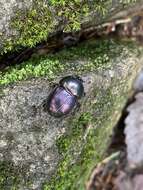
59;76;84;98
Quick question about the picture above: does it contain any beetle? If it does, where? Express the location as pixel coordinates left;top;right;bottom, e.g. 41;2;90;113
45;75;85;117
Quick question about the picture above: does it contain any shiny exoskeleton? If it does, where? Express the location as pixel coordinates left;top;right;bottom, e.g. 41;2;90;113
46;76;84;117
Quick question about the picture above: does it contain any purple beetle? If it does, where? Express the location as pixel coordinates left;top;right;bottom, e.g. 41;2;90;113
46;76;84;117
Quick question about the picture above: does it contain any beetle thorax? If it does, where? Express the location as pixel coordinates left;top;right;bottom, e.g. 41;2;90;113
63;81;79;96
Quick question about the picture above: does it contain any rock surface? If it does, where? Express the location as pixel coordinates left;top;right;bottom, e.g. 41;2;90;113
0;0;32;34
124;69;143;166
125;92;143;166
0;0;33;50
85;67;143;190
0;40;143;189
0;80;61;189
0;0;140;54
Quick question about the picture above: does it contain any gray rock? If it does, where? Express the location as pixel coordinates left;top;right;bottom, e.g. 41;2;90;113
0;0;33;49
0;80;61;189
0;75;105;189
0;0;141;53
124;67;143;166
133;69;143;92
0;39;143;189
125;92;143;166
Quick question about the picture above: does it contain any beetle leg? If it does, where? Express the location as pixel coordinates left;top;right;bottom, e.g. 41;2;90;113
75;101;81;112
51;83;58;88
69;102;80;117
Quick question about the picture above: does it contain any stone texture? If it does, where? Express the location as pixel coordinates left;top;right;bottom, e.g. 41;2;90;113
0;0;32;33
0;41;143;189
125;92;143;166
0;80;61;189
0;0;141;53
125;69;143;166
0;0;33;49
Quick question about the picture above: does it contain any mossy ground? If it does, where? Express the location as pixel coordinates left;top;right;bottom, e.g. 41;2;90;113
0;39;125;86
0;161;20;190
1;0;107;54
0;39;140;190
0;0;137;54
2;0;54;54
43;83;129;190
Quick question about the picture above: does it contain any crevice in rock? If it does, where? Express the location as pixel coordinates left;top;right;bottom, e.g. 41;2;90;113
1;8;143;71
107;94;135;155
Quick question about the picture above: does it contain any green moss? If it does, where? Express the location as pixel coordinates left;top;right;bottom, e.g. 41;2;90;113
0;161;34;190
1;0;108;54
1;0;137;54
41;40;140;190
7;38;142;87
43;84;127;190
44;56;138;190
49;0;109;32
0;161;20;190
0;39;140;189
0;39;139;87
0;40;118;86
2;0;54;54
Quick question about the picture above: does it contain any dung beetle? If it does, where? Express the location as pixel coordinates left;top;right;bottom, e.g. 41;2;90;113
46;75;85;117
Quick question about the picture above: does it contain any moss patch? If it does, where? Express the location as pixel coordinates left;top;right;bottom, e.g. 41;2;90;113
0;39;141;190
42;40;140;190
1;0;107;54
43;82;128;190
0;161;20;190
1;0;137;54
2;0;54;54
0;39;129;86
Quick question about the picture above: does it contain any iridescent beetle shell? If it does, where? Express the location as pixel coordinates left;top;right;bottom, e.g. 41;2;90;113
46;76;84;117
59;76;84;97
